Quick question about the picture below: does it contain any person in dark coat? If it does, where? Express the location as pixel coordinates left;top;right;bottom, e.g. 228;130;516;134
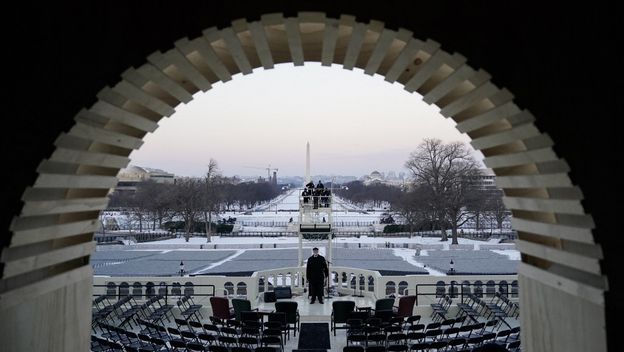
306;247;328;304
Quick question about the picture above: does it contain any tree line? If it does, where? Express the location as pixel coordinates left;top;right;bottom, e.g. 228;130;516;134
107;159;283;242
337;139;510;244
334;181;402;209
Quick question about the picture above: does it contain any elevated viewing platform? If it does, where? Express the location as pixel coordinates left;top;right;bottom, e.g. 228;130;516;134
300;224;332;233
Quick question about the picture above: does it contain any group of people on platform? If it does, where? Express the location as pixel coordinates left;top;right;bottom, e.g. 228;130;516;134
302;181;331;208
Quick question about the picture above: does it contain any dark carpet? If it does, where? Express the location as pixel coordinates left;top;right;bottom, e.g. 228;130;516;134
297;322;330;350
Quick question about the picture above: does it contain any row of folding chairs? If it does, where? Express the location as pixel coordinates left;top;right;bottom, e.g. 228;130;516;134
91;335;123;351
346;316;465;348
481;292;519;321
137;315;287;351
96;320;286;351
132;295;176;327
345;323;520;351
430;295;452;322
91;334;281;352
347;326;498;349
93;295;175;332
93;295;143;329
492;293;520;319
174;320;287;351
171;314;289;341
177;295;204;322
96;324;169;351
455;293;519;329
343;338;520;351
403;316;468;336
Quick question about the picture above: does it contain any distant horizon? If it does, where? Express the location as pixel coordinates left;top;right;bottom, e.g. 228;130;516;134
129;63;483;178
123;163;405;179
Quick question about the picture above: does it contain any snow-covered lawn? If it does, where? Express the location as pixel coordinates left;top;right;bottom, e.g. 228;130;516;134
130;234;511;247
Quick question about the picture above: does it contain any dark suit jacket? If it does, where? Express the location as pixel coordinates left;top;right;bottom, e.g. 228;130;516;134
306;255;329;283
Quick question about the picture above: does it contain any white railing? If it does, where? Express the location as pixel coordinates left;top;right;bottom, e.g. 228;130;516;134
93;270;518;309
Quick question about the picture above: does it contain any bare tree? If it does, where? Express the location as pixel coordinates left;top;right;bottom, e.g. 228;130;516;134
405;138;482;244
443;172;484;243
202;159;224;243
485;194;510;231
107;190;134;209
171;178;203;242
335;181;401;209
392;188;428;237
119;191;146;232
135;181;173;230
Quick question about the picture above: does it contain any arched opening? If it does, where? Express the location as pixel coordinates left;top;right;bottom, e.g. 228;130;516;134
118;282;129;297
0;11;609;352
486;280;496;297
145;282;155;298
224;281;234;296
499;280;508;297
367;276;375;292
184;282;195;297
474;280;483;298
385;280;396;296
158;282;168;296
106;282;117;298
236;282;247;296
132;282;142;299
449;280;458;298
511;280;518;298
398;280;408;295
461;280;471;296
171;282;181;297
436;280;446;298
358;274;366;293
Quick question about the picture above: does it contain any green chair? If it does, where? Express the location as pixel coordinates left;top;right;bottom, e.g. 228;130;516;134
372;298;395;320
275;301;300;337
331;300;355;336
231;298;257;321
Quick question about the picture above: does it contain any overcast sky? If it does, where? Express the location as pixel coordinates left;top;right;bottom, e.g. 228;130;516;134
129;62;481;178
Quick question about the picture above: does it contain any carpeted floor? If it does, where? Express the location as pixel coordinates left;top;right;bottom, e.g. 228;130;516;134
297;322;331;350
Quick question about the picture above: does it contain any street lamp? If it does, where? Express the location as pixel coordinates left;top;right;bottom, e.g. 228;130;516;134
179;261;185;277
448;259;455;275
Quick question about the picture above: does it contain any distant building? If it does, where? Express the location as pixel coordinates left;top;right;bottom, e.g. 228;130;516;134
467;168;500;194
362;170;404;187
115;165;175;193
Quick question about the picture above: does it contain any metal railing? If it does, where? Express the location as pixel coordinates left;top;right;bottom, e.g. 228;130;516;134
92;283;216;306
93;232;175;243
413;281;518;306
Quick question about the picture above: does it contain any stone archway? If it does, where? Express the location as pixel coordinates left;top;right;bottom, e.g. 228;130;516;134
1;12;606;352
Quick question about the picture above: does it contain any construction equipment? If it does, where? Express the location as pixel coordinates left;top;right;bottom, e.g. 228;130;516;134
243;164;278;182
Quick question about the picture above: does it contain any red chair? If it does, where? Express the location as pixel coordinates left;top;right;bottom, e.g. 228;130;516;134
210;296;234;319
393;295;417;318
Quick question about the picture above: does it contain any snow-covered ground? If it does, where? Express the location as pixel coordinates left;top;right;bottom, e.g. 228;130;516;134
94;235;518;277
392;248;446;275
490;249;521;260
250;189;379;212
118;234;510;247
95;189;518;278
100;187;513;238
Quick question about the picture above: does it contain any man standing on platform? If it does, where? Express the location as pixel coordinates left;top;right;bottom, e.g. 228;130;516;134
306;247;328;304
